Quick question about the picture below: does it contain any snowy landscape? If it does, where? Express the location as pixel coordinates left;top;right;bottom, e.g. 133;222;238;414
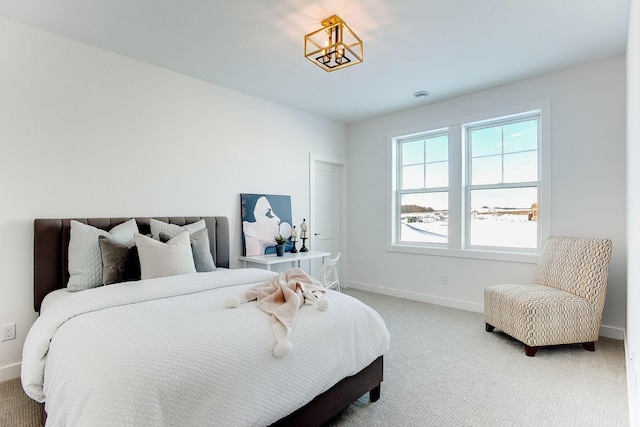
401;211;537;248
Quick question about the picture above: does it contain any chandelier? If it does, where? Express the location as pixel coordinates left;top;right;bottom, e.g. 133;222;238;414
304;15;363;72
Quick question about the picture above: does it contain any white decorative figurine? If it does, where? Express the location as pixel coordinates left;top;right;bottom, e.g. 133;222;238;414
299;219;308;252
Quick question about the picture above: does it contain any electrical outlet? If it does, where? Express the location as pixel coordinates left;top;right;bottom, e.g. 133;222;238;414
441;274;449;285
2;323;16;341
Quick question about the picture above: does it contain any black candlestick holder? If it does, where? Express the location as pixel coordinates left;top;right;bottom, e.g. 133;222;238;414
290;239;298;253
300;237;308;252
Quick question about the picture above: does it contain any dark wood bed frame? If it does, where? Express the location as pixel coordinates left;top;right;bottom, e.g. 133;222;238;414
33;216;383;427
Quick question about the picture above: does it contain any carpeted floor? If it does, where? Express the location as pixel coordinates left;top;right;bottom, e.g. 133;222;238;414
0;289;628;426
0;377;42;427
330;289;628;427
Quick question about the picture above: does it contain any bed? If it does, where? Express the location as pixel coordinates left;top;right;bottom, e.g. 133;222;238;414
23;216;390;426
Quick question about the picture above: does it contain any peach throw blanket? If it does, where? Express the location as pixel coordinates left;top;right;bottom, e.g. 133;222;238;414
226;268;329;357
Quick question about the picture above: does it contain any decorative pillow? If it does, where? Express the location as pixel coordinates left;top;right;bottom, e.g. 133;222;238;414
149;218;206;240
67;219;139;291
159;228;216;272
135;231;196;280
98;236;141;285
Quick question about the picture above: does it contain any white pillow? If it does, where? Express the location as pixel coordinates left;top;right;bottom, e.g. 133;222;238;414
135;231;196;280
149;218;205;240
67;219;139;291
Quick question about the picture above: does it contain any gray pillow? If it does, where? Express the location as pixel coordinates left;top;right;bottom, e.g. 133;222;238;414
150;218;206;240
98;236;141;285
159;227;216;272
67;219;139;291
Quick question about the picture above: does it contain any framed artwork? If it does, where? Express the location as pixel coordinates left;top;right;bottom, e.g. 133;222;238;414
240;193;293;256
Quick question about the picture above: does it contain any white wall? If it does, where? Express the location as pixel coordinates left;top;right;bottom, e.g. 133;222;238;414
626;0;639;424
0;18;347;381
348;56;627;337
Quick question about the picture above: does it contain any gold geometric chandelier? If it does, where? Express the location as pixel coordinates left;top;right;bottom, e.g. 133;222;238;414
304;15;363;72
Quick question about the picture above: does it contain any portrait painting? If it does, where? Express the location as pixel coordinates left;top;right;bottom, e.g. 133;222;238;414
241;193;293;256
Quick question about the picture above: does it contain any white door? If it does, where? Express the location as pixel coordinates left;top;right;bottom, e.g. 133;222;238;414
309;155;345;279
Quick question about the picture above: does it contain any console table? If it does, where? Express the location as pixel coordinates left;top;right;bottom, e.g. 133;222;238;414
239;251;330;271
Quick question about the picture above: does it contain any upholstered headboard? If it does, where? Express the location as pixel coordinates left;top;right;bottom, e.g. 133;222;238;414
33;216;230;312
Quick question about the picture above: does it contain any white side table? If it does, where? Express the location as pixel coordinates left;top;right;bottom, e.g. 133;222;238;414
239;251;330;272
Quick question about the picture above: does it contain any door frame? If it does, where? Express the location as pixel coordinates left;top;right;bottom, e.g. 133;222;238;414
309;153;347;285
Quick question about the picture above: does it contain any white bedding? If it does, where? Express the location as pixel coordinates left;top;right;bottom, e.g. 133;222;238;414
22;268;390;426
39;288;72;313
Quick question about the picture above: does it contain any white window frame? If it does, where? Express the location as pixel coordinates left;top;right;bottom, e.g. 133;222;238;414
387;100;551;264
396;128;450;247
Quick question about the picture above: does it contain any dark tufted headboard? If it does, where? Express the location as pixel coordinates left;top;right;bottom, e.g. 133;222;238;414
33;216;230;312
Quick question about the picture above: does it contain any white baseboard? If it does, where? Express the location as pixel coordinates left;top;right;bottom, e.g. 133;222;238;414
0;362;21;383
600;324;625;340
347;281;625;340
347;281;484;313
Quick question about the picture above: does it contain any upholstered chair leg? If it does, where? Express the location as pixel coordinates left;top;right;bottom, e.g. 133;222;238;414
582;342;596;352
525;345;539;357
485;323;495;332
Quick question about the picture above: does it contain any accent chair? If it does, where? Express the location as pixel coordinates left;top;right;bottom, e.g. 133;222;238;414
484;236;613;357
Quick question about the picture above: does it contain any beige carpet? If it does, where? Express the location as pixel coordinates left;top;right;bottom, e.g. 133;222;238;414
0;377;42;427
330;289;628;427
0;289;628;426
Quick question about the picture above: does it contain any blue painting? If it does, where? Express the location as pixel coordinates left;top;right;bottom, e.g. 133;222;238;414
241;194;293;256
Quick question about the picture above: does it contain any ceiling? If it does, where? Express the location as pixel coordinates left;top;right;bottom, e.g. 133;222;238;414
0;1;630;124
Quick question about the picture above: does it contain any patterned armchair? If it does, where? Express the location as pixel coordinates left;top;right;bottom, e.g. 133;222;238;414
484;236;613;357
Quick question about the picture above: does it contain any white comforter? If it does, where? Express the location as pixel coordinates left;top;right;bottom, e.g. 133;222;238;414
22;268;390;426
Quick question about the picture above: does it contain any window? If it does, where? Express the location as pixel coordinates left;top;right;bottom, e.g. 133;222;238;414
466;115;539;249
398;131;449;244
389;102;549;261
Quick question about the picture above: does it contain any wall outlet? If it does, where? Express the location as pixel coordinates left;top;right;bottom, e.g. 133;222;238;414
441;274;449;285
2;323;16;341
